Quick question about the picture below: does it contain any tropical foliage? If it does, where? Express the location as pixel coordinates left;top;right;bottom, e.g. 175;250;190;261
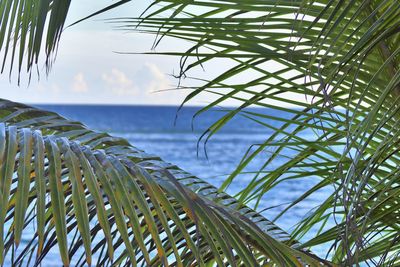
0;0;129;81
0;99;325;266
122;1;400;266
1;0;400;266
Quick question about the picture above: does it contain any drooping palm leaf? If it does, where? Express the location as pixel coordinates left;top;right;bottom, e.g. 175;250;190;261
0;98;328;266
2;0;400;265
110;0;400;265
0;0;131;82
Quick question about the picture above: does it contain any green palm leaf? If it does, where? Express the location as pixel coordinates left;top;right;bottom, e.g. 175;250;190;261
0;0;131;82
0;98;327;266
2;0;400;265
109;0;400;265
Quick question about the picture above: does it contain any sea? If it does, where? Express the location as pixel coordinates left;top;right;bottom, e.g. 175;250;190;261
30;104;330;263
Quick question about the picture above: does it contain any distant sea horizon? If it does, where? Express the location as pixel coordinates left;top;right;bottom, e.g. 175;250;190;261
33;103;330;259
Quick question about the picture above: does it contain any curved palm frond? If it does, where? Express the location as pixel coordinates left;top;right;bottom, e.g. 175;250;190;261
0;99;328;266
112;0;400;265
0;0;131;82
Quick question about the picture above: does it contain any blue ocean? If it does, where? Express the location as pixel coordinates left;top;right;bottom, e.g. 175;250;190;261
32;104;329;261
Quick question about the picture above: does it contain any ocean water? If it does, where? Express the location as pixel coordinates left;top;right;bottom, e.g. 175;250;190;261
30;104;330;262
37;105;292;190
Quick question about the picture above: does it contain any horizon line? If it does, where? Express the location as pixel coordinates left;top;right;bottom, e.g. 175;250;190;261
30;102;277;109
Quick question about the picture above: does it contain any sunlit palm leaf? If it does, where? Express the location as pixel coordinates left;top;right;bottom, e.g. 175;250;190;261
3;0;399;265
112;0;400;265
0;99;327;266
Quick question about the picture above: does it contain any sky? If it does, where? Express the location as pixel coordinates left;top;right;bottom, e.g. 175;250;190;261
0;1;308;107
0;1;209;105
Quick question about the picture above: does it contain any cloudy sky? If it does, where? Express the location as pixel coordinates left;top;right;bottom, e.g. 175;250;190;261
0;1;308;107
0;1;209;105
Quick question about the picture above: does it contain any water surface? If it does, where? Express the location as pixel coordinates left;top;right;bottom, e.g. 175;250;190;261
33;104;330;262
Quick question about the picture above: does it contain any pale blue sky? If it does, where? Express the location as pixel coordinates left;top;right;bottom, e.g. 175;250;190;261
0;1;304;107
0;1;202;105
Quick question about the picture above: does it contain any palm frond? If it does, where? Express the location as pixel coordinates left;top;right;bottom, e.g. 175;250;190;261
0;99;327;266
114;0;400;265
0;0;131;83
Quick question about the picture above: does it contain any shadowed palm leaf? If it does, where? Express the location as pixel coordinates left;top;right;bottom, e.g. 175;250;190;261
0;99;328;266
2;0;400;266
0;0;130;81
109;0;400;265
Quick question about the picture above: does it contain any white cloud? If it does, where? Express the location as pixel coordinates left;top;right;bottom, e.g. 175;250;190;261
72;73;88;93
131;62;171;96
101;65;171;99
102;68;137;96
142;62;170;93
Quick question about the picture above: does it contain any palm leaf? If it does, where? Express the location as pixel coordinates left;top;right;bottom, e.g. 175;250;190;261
2;0;399;265
0;0;131;82
111;0;400;265
0;98;328;266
